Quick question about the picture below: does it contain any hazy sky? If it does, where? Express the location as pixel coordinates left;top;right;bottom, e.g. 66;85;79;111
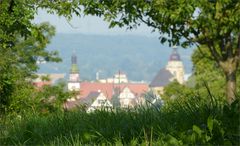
34;10;157;36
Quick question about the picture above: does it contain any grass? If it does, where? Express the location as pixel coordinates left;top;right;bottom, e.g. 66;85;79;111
1;93;239;145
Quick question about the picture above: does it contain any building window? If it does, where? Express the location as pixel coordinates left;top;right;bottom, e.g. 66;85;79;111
98;99;105;105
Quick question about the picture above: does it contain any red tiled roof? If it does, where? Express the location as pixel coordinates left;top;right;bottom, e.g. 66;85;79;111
80;82;149;100
114;83;149;96
33;81;51;88
80;82;114;99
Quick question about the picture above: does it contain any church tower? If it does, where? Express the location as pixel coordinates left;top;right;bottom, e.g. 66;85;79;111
67;53;80;91
166;47;185;84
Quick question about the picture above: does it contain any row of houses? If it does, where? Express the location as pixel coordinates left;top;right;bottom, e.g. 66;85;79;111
65;84;148;112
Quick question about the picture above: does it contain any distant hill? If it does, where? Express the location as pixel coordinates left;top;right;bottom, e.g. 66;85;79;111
38;33;193;82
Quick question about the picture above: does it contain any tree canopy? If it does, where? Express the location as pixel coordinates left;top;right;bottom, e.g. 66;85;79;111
78;0;240;103
0;0;79;114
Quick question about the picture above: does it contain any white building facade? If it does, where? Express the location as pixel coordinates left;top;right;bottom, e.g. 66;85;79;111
119;87;136;108
87;92;113;112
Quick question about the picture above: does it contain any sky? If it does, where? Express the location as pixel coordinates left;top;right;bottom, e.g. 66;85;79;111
34;10;157;36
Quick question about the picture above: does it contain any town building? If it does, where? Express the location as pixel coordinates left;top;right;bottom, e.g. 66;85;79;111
166;47;185;84
98;71;128;83
67;53;81;92
81;90;113;112
150;47;185;94
65;47;185;110
119;87;142;108
65;81;148;109
65;54;148;110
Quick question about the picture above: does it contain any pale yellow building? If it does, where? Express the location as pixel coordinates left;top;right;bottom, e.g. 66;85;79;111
98;71;128;83
166;48;185;84
150;48;185;94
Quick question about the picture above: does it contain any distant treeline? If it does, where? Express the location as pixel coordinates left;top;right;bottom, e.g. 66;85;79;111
38;33;193;81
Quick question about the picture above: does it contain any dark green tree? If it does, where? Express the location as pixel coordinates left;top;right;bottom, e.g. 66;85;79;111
35;82;73;114
162;80;194;101
0;22;60;114
0;0;80;114
190;46;240;96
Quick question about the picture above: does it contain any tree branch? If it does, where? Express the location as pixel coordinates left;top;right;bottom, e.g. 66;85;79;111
138;15;159;29
225;32;233;59
207;40;221;63
237;33;240;58
196;44;214;60
8;0;14;13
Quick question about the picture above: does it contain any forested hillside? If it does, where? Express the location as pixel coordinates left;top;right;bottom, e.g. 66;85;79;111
38;33;193;81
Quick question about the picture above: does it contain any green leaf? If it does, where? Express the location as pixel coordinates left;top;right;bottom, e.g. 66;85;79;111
193;125;202;136
207;116;213;134
165;135;182;145
160;37;167;44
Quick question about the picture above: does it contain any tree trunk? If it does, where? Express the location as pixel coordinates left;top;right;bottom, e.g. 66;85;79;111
220;58;238;104
225;69;236;104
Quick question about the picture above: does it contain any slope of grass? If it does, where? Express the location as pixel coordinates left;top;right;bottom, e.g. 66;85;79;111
1;94;239;145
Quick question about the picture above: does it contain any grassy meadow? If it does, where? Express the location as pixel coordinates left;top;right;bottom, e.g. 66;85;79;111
0;94;239;145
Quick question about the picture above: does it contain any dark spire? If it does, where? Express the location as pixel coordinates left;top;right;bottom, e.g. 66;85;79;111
71;54;77;64
70;51;79;73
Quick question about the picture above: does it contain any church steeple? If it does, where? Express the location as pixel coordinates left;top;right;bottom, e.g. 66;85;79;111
70;54;79;73
72;53;77;64
166;47;185;84
68;52;80;91
169;46;181;61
